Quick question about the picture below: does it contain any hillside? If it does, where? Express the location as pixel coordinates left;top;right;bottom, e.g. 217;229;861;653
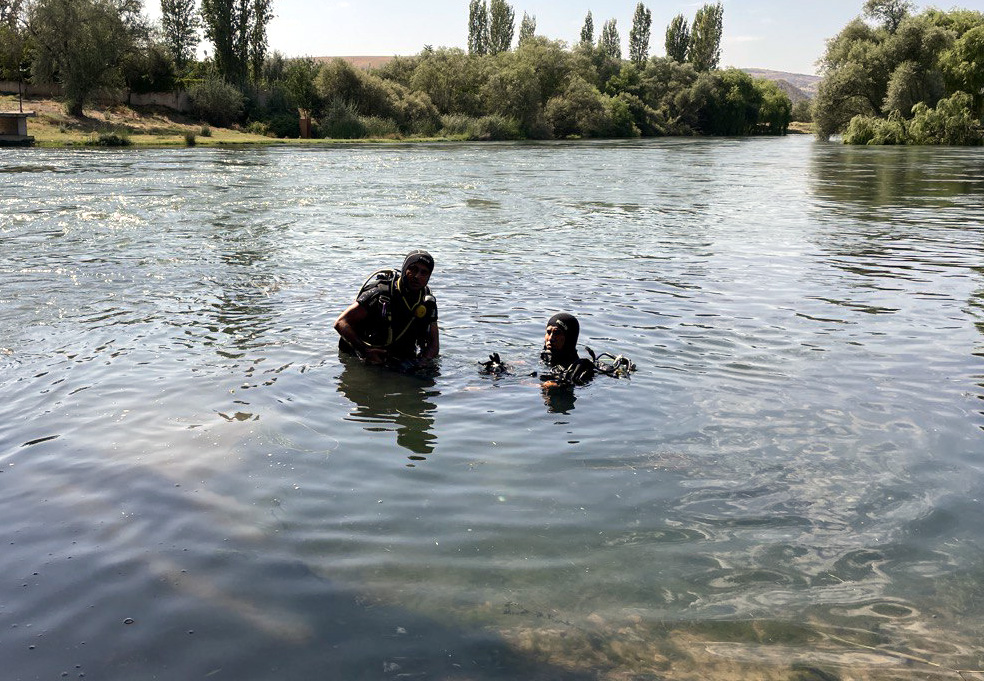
741;68;820;100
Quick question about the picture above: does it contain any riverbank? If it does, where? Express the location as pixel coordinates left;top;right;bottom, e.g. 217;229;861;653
1;94;813;147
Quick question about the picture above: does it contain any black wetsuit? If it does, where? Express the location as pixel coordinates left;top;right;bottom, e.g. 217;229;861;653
341;275;438;360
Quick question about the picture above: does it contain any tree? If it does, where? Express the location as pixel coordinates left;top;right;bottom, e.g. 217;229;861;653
580;11;593;45
488;0;514;55
940;24;984;117
160;0;200;69
28;0;148;116
665;14;690;63
599;19;620;61
863;0;914;34
200;0;272;84
248;0;273;80
518;12;535;47
0;0;29;88
628;3;652;65
690;2;723;71
467;0;488;55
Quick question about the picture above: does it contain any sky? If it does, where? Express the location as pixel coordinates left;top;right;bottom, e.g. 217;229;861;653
151;0;984;77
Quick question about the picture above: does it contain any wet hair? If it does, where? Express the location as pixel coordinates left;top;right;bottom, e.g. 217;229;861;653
402;249;434;274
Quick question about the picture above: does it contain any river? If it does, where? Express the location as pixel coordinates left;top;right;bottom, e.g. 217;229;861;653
1;136;983;680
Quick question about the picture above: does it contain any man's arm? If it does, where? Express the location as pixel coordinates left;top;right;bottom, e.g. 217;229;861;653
421;322;440;359
334;302;387;363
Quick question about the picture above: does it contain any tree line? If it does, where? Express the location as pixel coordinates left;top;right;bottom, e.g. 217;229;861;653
813;0;984;145
0;0;791;140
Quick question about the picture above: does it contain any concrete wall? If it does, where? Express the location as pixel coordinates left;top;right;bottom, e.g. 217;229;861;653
0;81;191;112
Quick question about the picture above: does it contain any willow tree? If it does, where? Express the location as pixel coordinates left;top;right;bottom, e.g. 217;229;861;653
28;0;147;115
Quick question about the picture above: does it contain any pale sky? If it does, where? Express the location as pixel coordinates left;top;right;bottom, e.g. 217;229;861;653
150;0;984;76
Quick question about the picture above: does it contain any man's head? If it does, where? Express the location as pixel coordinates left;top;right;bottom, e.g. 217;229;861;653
545;313;579;355
401;249;434;292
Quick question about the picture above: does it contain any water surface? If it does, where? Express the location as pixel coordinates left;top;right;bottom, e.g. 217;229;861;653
2;137;983;680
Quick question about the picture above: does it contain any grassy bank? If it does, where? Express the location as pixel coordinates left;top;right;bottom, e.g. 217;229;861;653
2;94;813;147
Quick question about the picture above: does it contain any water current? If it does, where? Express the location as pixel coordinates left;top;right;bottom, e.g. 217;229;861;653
1;136;983;680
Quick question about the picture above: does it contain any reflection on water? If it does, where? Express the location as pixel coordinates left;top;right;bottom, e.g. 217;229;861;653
2;138;984;680
336;353;439;460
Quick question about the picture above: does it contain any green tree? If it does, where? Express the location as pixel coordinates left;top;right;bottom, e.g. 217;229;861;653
0;0;29;87
201;0;272;83
518;12;535;47
467;0;488;55
599;19;620;61
160;0;199;69
628;3;652;65
488;0;514;55
908;90;983;145
580;11;593;45
863;0;913;34
690;2;723;72
940;24;984;117
28;0;148;116
665;14;690;63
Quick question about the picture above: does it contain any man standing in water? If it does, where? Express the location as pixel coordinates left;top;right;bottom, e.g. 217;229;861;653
334;250;439;365
541;313;594;384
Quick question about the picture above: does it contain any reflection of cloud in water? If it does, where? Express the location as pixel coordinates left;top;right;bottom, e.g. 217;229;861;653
336;353;438;460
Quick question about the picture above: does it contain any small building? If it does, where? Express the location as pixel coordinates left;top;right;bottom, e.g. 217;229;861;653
0;111;37;146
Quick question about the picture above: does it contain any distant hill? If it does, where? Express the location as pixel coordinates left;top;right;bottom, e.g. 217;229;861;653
742;68;820;100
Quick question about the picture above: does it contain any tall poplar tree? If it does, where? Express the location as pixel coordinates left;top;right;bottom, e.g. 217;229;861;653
599;18;620;60
160;0;199;69
467;0;489;55
201;0;272;83
488;0;514;55
664;13;690;63
579;10;593;45
628;3;651;64
689;2;723;72
518;12;535;47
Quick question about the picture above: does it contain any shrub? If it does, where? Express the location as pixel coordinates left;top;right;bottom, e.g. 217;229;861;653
188;77;245;128
470;115;521;140
439;114;474;137
83;129;132;146
361;116;400;138
320;98;366;138
184;131;196;146
199;124;212;137
266;113;301;138
843;113;907;144
908;91;983;145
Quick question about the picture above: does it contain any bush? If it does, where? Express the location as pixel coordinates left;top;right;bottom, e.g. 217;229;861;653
362;116;400;138
470;115;522;140
188;77;245;128
439;114;474;137
266;113;301;138
843;113;907;144
908;91;983;145
320;98;366;138
83;130;132;146
199;124;212;137
184;131;196;146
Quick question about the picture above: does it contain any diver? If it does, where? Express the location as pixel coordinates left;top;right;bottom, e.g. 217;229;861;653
334;250;439;367
539;312;596;385
479;311;636;385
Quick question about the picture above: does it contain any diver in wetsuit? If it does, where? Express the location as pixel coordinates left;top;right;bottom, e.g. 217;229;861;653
334;250;439;365
540;312;594;384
